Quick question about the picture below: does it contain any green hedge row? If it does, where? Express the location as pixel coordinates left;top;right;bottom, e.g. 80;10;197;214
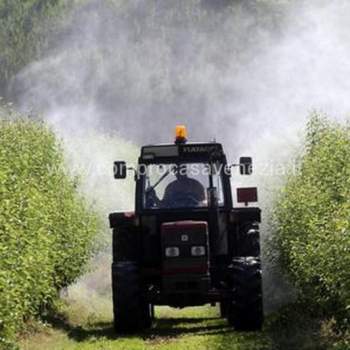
272;114;350;320
0;107;100;348
0;0;69;91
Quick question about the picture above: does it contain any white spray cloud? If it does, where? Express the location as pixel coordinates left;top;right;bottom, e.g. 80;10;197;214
11;1;350;158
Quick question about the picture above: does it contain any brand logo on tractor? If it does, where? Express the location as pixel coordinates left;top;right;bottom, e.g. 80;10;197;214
182;145;220;154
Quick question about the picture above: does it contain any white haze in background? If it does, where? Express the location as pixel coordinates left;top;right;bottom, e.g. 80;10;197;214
9;0;350;312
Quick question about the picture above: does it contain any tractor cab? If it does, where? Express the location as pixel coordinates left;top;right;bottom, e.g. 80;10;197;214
114;125;254;212
138;143;231;210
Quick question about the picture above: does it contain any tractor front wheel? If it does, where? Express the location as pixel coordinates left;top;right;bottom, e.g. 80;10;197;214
227;257;263;331
112;262;151;332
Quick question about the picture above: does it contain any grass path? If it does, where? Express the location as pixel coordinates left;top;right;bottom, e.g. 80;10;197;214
20;305;272;350
18;263;327;350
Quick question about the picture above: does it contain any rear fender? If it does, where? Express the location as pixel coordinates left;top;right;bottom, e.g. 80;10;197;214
110;212;141;263
230;207;261;224
228;208;261;258
109;212;138;228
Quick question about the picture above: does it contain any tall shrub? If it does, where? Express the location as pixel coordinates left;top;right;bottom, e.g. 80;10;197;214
0;108;99;348
273;114;350;319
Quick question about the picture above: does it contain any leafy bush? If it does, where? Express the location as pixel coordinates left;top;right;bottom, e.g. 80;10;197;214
0;106;100;348
272;114;350;320
0;0;69;91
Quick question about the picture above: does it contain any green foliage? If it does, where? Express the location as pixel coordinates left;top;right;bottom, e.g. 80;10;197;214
0;106;100;348
272;113;350;320
0;0;70;91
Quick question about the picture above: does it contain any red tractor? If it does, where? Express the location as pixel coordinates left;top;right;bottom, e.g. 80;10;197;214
109;126;263;332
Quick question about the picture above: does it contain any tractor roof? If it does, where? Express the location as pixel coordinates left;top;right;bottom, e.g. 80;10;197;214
140;142;225;163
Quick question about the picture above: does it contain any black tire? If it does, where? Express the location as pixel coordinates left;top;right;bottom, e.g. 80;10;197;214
237;223;260;257
228;257;263;331
112;262;151;332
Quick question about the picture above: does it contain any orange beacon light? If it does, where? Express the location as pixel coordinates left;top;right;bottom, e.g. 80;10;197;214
175;125;187;144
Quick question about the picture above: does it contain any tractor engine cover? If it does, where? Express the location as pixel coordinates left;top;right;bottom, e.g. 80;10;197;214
161;221;210;305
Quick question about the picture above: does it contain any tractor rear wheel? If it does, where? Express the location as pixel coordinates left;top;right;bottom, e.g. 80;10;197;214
112;262;151;332
228;257;263;331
